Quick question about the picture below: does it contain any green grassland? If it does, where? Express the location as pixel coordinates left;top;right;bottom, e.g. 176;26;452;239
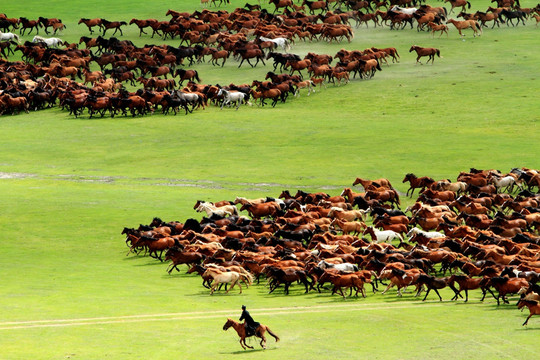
1;0;539;358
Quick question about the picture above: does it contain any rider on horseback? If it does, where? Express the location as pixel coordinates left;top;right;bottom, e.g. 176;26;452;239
239;305;260;337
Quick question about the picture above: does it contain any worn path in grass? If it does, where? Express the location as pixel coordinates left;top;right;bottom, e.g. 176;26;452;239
0;302;456;330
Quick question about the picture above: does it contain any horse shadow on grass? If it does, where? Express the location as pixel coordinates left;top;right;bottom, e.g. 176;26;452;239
220;347;278;355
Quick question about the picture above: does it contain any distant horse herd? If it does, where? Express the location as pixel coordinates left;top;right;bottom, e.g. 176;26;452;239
123;167;540;328
1;1;539;115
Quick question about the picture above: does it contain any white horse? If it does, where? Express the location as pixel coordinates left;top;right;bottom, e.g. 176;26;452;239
406;227;445;239
390;5;418;14
259;36;291;52
174;90;204;111
32;35;63;48
489;175;519;192
196;202;237;217
0;32;20;43
317;260;358;273
364;226;403;244
218;88;248;110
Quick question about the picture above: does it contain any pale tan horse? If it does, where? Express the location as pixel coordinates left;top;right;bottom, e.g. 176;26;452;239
446;18;482;37
203;267;252;295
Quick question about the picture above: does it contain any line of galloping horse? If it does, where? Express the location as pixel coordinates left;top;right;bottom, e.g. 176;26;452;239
123;166;540;326
1;0;539;115
1;4;400;116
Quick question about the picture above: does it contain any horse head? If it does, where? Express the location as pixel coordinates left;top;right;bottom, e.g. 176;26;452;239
223;318;234;331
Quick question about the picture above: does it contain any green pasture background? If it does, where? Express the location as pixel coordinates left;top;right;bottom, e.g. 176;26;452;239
1;0;539;358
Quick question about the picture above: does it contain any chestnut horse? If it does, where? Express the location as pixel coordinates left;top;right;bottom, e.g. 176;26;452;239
235;48;266;68
240;202;281;219
269;0;293;13
78;18;102;34
175;69;201;86
516;300;540;326
403;173;435;197
353;177;393;189
409;45;440;65
446;18;482;37
223;318;280;350
427;22;449;37
444;0;471;14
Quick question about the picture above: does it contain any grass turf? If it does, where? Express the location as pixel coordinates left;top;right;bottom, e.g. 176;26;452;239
1;0;539;358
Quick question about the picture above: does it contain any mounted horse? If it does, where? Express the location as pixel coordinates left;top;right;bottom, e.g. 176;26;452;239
223;318;280;350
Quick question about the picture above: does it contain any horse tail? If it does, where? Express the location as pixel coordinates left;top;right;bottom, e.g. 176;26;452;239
476;21;483;33
241;272;253;286
376;58;382;71
467;1;471;9
195;70;201;83
265;326;280;342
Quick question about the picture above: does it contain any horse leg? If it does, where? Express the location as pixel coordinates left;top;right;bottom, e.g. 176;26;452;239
210;281;217;295
259;334;267;349
237;281;243;294
243;338;254;350
381;282;394;294
523;314;532;326
434;288;443;301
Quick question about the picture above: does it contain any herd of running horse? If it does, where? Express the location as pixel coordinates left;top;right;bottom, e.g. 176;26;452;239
2;1;540;115
123;167;540;326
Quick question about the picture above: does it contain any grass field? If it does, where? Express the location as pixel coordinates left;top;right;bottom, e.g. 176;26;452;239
1;0;539;359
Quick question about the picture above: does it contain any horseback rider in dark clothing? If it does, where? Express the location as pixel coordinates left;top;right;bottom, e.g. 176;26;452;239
239;305;260;337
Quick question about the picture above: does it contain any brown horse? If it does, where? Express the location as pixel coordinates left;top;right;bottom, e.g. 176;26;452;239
78;18;102;34
209;48;229;66
0;94;29;115
100;19;127;36
444;0;471;14
483;276;529;305
129;18;156;36
250;87;281;107
302;0;328;14
235;48;266;68
403;173;435;196
239;202;281;219
517;300;540;326
18;17;42;35
223;318;280;350
427;22;449;37
269;0;293;13
409;45;441;65
331;218;366;235
284;59;311;77
446;18;482;37
448;274;487;302
175;69;201;86
353;177;393;189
